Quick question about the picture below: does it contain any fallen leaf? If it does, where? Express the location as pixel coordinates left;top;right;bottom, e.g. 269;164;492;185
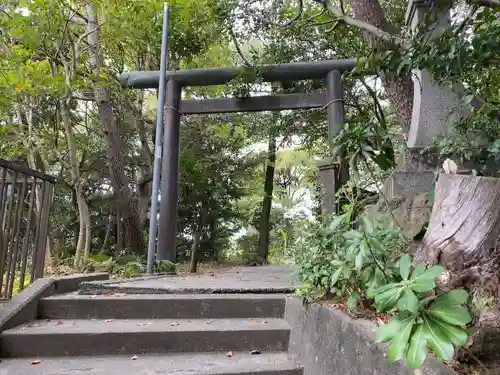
210;273;216;277
250;350;261;355
104;319;113;323
168;322;180;326
272;276;280;280
249;319;258;324
131;355;138;360
31;359;41;365
226;351;233;357
56;320;64;325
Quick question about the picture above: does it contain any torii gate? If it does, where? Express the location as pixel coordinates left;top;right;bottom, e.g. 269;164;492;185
119;8;354;270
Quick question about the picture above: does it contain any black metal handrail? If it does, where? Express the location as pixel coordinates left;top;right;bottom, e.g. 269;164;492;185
0;160;54;299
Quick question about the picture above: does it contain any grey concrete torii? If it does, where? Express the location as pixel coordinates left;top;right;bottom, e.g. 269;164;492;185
119;58;356;262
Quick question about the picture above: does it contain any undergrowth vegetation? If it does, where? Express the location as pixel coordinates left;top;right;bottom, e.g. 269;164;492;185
291;191;472;368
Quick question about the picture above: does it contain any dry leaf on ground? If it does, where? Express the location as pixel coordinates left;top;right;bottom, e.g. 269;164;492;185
226;351;233;357
31;359;41;365
168;322;180;326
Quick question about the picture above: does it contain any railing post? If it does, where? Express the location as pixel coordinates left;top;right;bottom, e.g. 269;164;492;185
0;171;16;297
157;79;182;262
317;70;349;217
6;175;27;297
34;180;52;280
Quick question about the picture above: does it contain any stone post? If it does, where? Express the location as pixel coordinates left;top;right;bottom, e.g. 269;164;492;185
383;0;464;201
404;0;463;172
316;70;349;217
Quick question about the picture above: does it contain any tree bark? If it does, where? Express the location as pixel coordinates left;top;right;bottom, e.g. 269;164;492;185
349;0;414;133
59;100;90;268
190;207;206;273
100;214;114;253
85;4;145;255
415;173;500;358
258;134;276;262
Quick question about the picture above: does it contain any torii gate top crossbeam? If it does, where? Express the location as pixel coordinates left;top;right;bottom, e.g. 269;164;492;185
119;58;357;89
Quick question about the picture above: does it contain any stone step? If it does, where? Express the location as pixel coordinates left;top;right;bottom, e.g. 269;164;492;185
39;293;287;320
0;352;303;375
0;318;291;358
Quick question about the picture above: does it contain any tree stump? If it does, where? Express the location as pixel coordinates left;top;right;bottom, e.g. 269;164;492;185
415;173;500;359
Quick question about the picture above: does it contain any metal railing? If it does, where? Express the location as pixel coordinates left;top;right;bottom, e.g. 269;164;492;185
0;160;54;299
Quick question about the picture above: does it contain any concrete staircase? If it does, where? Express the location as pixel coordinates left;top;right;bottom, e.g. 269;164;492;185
0;292;303;374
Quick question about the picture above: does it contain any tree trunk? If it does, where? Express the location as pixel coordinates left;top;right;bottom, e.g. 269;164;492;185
100;214;114;253
86;4;145;255
209;217;217;254
350;0;414;133
58;100;90;268
189;226;202;274
258;134;276;263
82;199;91;264
415;173;500;358
190;208;206;273
116;209;123;255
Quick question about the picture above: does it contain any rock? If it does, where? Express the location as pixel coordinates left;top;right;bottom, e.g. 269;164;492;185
364;192;433;241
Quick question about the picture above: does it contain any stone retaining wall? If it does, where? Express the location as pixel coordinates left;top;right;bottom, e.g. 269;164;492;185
284;296;457;375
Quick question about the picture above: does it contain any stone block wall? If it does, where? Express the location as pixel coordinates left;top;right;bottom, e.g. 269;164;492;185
284;296;457;375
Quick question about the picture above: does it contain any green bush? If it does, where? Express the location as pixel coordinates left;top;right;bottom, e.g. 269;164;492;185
292;213;404;306
292;213;472;369
85;253;175;277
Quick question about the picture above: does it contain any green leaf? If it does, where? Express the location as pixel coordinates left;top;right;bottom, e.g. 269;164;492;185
375;286;404;312
360;239;369;256
347;292;360;311
329;213;347;232
398;288;419;313
330;267;343;287
419;295;438;308
423;316;454;360
427;306;472;326
410;278;436;293
371;282;402;297
410;264;426;280
388;315;415;362
428;316;468;347
355;251;364;271
343;265;353;280
418;265;445;281
431;289;469;308
399;255;411;281
376;315;403;343
343;230;363;240
360;216;374;234
368;237;386;254
406;323;428;369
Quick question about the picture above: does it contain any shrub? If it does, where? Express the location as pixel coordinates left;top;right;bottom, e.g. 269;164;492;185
292;213;404;307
